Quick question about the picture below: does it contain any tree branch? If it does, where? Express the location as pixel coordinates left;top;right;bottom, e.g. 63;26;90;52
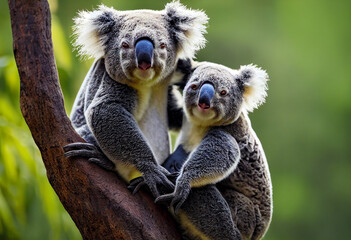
8;0;180;239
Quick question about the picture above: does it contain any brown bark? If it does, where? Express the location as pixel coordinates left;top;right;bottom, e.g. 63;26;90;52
8;0;180;239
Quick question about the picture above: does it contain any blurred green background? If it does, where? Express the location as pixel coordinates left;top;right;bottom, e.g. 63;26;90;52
1;0;350;239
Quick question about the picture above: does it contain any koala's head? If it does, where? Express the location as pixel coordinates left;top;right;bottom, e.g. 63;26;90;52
73;2;208;86
183;62;269;127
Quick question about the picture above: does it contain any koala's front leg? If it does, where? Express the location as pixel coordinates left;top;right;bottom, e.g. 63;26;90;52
156;129;240;212
86;101;174;197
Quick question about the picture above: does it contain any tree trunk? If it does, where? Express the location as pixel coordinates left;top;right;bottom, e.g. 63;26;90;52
8;0;180;239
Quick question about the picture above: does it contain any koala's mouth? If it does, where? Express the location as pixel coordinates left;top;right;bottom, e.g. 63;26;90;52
132;68;156;81
196;105;213;113
191;106;216;121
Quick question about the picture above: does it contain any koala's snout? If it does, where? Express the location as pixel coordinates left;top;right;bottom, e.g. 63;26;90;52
135;39;154;71
198;83;215;110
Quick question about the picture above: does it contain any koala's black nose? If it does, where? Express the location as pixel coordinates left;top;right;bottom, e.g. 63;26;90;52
135;39;154;71
198;83;215;109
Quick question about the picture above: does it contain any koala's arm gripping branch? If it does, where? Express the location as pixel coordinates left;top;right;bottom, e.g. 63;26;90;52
180;129;241;188
87;102;175;197
8;0;180;239
88;102;156;167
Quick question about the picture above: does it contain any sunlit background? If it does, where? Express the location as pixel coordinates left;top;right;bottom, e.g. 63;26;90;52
1;0;350;239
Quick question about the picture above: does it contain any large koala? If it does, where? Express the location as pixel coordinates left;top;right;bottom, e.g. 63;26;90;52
137;61;273;239
64;2;208;198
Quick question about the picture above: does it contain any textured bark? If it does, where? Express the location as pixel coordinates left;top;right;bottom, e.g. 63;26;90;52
8;0;180;239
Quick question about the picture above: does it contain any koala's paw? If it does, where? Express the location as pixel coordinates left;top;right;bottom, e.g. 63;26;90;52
128;172;179;195
155;182;191;214
141;166;175;198
63;142;115;171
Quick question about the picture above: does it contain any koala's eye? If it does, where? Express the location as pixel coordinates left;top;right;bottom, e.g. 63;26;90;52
190;84;198;90
160;43;166;49
220;90;227;96
122;42;129;48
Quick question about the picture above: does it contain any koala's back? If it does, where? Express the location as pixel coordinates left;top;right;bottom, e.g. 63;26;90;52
218;114;272;239
70;59;104;130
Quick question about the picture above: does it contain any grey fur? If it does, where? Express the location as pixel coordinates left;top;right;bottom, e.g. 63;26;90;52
64;3;208;198
158;62;272;240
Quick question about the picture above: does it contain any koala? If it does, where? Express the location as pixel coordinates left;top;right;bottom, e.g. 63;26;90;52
156;61;272;239
63;2;208;198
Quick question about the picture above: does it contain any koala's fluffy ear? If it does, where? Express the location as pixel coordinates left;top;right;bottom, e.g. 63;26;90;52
236;64;269;112
165;1;208;59
73;5;117;59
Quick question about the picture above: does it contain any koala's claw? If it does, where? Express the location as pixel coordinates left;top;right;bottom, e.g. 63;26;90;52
146;174;174;198
63;142;115;171
88;157;115;171
155;193;173;205
167;172;179;184
155;183;191;214
172;193;188;214
64;142;96;151
128;177;147;195
128;167;175;198
143;167;175;198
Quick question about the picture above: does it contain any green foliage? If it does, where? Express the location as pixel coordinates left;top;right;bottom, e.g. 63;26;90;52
1;0;350;239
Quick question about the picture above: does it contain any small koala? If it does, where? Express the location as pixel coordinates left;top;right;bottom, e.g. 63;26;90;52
159;61;272;239
63;2;208;198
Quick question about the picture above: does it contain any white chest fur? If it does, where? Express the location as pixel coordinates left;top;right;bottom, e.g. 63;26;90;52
176;117;209;153
135;84;171;165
